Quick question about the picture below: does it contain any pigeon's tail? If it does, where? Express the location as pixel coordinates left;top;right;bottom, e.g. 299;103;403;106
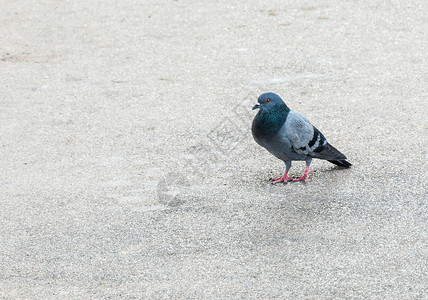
328;159;352;168
313;143;347;160
312;143;352;167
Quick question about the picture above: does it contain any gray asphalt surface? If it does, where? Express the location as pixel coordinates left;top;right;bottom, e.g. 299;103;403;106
1;0;427;299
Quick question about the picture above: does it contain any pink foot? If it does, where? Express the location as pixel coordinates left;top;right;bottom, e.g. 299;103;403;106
293;166;314;183
272;171;294;184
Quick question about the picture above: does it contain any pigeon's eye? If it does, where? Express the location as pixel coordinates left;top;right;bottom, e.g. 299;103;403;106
266;98;271;103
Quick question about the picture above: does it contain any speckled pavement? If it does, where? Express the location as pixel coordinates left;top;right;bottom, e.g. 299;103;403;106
1;1;427;299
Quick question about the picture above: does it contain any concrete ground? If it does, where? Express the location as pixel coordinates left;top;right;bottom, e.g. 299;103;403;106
1;0;427;299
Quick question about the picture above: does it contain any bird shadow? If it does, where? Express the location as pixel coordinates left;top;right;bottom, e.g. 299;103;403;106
257;164;353;185
249;159;353;187
322;165;352;172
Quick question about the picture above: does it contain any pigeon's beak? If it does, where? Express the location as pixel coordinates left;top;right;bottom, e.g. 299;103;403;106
252;104;261;110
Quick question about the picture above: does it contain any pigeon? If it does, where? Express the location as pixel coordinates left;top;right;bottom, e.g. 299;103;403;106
252;92;351;183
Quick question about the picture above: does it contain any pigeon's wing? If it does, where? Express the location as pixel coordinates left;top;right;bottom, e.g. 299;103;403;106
284;110;346;160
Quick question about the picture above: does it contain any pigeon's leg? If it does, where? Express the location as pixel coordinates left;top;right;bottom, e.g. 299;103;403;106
293;159;314;183
272;161;293;184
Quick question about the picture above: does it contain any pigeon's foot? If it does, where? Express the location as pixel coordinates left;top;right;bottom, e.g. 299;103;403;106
293;166;314;183
272;172;294;184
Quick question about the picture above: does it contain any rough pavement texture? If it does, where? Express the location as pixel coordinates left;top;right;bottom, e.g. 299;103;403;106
1;0;427;299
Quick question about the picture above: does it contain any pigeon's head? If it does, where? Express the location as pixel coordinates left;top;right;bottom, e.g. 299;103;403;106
252;92;287;111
